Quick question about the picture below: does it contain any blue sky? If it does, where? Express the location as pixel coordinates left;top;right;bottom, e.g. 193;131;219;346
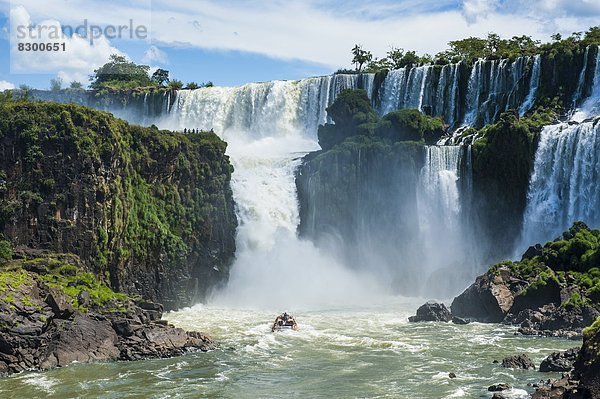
0;0;599;90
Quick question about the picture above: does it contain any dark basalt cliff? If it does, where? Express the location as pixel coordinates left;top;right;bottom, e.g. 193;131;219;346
0;252;215;374
0;99;237;310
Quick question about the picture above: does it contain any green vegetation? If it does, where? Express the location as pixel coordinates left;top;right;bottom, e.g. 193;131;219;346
0;255;131;313
318;89;445;150
151;68;170;86
0;234;12;264
493;222;600;309
0;97;234;298
50;77;63;92
90;54;153;90
342;26;600;73
88;54;208;92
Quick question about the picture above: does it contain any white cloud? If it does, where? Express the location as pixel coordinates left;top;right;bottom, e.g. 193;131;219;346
142;45;169;64
9;6;126;80
0;80;15;91
2;0;598;74
462;0;499;23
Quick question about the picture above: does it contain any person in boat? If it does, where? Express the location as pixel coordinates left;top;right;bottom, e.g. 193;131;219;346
272;312;298;331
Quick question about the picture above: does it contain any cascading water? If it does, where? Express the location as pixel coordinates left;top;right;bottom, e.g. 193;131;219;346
417;145;476;294
463;56;535;127
378;64;460;126
378;56;540;130
160;76;381;310
520;50;600;250
519;55;541;116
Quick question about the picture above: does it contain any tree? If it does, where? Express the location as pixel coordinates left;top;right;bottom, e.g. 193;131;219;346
386;47;405;69
90;54;152;89
186;82;199;90
551;33;562;42
50;77;63;91
151;68;170;86
446;37;488;60
69;81;83;89
351;44;373;72
168;79;183;90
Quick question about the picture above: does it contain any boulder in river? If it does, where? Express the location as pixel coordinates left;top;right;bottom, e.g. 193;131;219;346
501;354;535;370
488;383;511;391
408;301;452;322
539;348;579;372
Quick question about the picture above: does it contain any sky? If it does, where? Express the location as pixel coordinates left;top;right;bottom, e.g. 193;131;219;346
0;0;599;90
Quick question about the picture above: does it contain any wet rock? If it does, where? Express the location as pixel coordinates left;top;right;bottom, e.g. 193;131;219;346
521;244;542;261
451;267;516;323
408;302;452;322
502;354;535;370
0;267;217;375
532;377;580;399
488;383;511;391
451;316;470;325
491;394;507;399
45;287;75;319
449;372;456;378
539;348;579;372
573;320;600;399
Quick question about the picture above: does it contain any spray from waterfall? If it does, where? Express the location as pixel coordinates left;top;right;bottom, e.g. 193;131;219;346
159;76;385;310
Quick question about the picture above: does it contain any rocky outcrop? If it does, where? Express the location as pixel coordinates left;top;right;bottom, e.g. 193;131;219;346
501;354;535;370
408;302;452;322
0;254;215;375
573;319;600;398
451;223;600;336
488;383;511;392
296;137;425;295
539;348;579;372
450;266;519;323
0;101;237;310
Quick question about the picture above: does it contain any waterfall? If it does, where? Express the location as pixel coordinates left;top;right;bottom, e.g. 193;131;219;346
416;145;476;294
167;74;375;137
519;55;541;116
520;50;600;250
463;57;534;127
418;146;462;232
520;121;600;246
159;75;382;309
378;63;463;125
573;46;592;106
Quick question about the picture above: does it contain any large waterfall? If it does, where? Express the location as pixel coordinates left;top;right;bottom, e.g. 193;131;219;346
30;51;598;299
159;75;382;309
520;50;600;249
153;55;563;300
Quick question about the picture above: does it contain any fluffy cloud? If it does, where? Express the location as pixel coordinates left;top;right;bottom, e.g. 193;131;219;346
0;80;15;91
2;0;598;72
9;6;125;81
462;0;499;23
142;45;169;64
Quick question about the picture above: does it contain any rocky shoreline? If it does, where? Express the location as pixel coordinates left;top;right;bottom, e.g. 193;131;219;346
0;253;215;375
409;222;600;398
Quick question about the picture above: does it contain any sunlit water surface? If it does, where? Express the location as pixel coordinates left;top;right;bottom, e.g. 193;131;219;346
0;298;579;399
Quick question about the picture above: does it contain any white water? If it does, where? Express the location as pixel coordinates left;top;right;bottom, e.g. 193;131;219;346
520;50;600;249
417;146;476;292
158;76;386;310
519;55;541;116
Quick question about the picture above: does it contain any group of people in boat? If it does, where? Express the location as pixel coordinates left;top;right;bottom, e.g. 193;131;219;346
272;312;298;332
